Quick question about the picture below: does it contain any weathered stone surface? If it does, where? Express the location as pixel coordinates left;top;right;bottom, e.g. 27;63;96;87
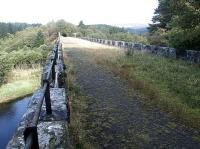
133;43;143;50
40;88;68;121
6;88;69;149
84;38;180;58
84;37;200;63
186;50;200;63
7;121;70;149
154;46;176;58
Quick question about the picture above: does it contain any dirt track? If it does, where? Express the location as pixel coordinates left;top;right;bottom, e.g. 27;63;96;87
63;37;200;149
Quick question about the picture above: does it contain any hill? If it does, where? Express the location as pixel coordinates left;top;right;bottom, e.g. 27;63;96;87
126;27;148;35
0;22;41;38
76;23;148;43
86;24;127;33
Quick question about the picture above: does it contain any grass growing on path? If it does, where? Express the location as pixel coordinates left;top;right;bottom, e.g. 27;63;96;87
96;52;200;129
0;67;41;103
62;37;199;148
68;37;200;129
64;55;95;149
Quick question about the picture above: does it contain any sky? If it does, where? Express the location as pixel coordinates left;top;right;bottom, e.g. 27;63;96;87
0;0;158;27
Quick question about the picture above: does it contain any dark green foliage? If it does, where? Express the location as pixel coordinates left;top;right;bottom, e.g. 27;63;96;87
149;0;200;50
109;26;127;34
168;0;200;50
109;32;148;44
47;20;77;37
61;32;67;37
169;26;200;50
87;24;125;33
0;52;12;85
127;27;148;35
33;30;44;47
78;20;86;29
56;19;77;37
147;28;169;46
9;49;43;67
78;24;148;44
149;0;174;33
0;25;54;86
0;22;41;38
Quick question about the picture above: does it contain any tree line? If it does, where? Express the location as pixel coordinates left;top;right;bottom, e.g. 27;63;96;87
0;20;148;86
0;25;54;86
48;19;148;44
0;22;41;38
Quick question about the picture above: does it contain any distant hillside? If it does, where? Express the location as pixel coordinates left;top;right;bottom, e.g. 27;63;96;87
86;24;148;35
126;27;148;35
87;24;127;33
0;22;41;38
75;22;148;43
87;24;113;32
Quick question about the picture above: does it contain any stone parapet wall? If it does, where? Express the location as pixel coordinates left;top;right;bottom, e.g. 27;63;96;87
82;37;200;63
84;37;177;58
186;50;200;63
7;33;71;148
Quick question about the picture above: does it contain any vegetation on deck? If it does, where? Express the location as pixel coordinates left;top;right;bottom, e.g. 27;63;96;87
63;39;200;148
94;49;200;129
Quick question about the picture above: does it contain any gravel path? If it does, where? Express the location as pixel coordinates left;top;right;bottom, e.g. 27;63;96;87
66;48;200;149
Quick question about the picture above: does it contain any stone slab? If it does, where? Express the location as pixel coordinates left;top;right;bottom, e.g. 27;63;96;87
7;121;70;149
7;88;69;149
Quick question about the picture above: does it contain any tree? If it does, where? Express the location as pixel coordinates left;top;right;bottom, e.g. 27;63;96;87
0;22;39;39
78;20;86;29
148;0;200;50
33;30;44;47
56;19;67;33
148;0;174;33
168;0;200;50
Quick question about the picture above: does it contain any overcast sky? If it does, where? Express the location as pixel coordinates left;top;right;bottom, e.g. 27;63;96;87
0;0;158;27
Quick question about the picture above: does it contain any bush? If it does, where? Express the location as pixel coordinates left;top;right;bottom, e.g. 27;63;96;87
0;24;55;86
61;32;67;37
169;26;200;50
9;48;47;68
33;30;44;47
148;29;169;46
0;52;12;85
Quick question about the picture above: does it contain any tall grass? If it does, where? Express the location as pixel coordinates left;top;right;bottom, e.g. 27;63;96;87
63;37;200;139
82;44;200;129
0;67;41;103
102;52;200;129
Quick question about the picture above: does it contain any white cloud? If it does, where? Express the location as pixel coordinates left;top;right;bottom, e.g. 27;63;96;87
0;0;158;26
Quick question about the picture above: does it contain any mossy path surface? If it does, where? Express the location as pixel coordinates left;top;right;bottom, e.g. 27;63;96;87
65;47;200;148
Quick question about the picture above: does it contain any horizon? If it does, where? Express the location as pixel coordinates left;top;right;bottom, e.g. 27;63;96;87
0;21;150;28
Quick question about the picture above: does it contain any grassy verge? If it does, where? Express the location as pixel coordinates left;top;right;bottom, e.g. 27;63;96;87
65;55;95;149
95;51;200;129
0;67;41;104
